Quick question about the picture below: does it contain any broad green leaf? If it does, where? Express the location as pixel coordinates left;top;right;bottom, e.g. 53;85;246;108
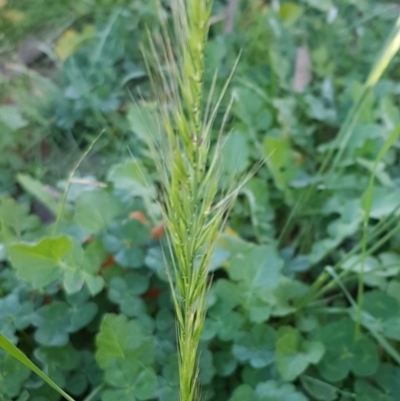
74;189;122;234
7;236;72;288
8;235;102;294
276;326;324;381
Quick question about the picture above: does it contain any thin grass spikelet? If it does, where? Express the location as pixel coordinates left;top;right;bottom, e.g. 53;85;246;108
135;1;257;401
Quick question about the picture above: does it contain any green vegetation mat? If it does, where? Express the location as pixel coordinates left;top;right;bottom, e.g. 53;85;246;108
1;1;400;401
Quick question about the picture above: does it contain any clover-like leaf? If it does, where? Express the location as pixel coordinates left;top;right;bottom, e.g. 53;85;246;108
103;359;158;400
228;243;283;290
227;240;282;322
34;344;81;389
103;220;150;268
228;381;308;401
214;350;237;377
202;291;244;341
314;318;379;381
96;314;154;369
362;290;399;321
198;348;216;385
96;314;156;401
228;384;256;401
368;187;400;219
0;196;40;241
0;292;33;343
32;300;97;347
0;350;30;399
276;326;325;381
256;380;308;401
355;363;400;401
32;302;72;347
108;274;148;317
145;247;169;281
233;324;276;368
271;278;308;317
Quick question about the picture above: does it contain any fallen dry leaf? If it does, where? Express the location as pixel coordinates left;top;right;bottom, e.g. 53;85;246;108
292;46;312;93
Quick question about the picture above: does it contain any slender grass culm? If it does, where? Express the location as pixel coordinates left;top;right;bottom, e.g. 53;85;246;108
138;1;247;401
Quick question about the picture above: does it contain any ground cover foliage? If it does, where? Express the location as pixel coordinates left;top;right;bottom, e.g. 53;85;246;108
1;0;400;400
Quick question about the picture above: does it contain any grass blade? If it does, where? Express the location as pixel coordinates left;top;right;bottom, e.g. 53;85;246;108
0;334;76;401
